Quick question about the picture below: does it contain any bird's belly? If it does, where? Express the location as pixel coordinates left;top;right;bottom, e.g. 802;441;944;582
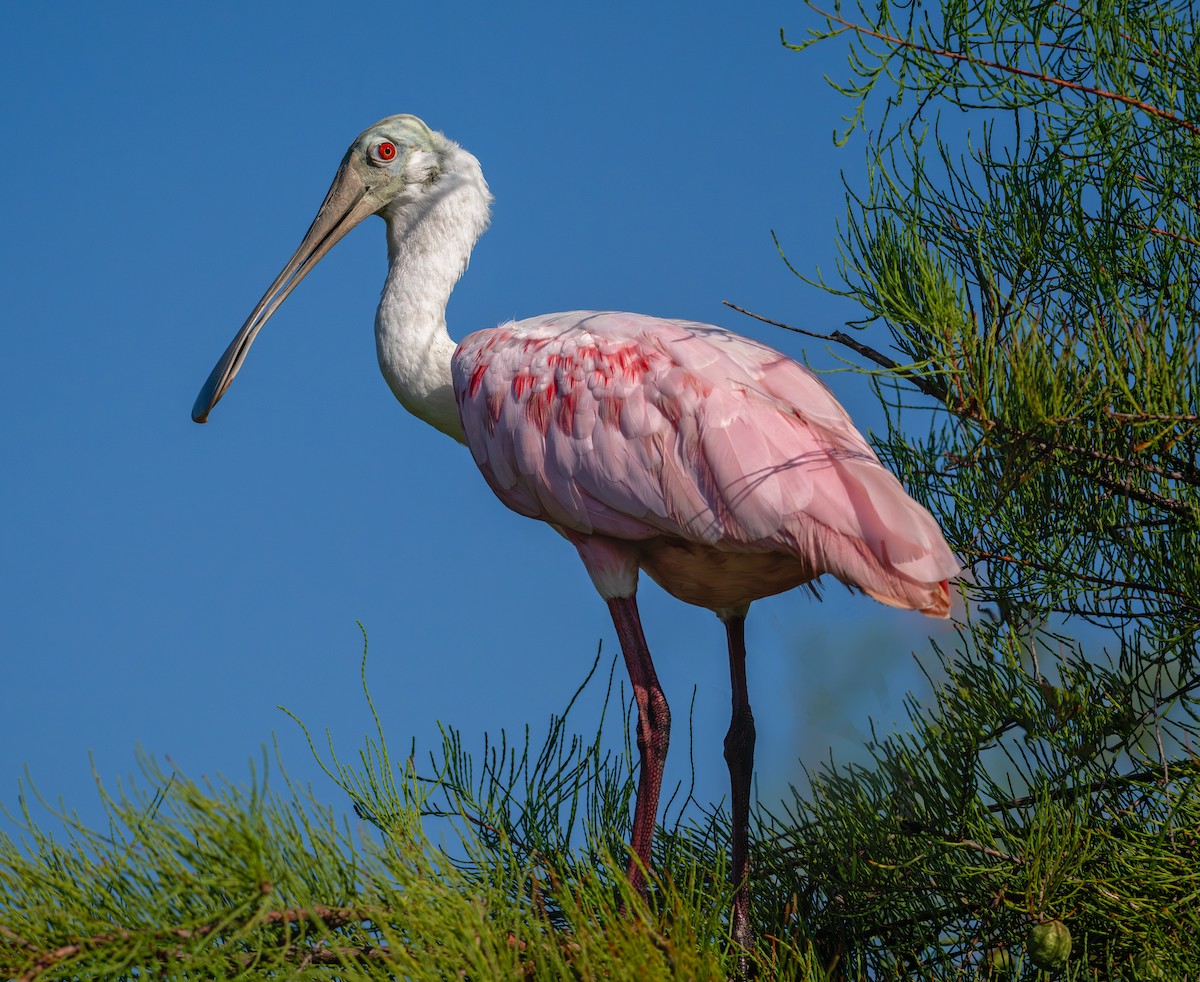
638;538;819;612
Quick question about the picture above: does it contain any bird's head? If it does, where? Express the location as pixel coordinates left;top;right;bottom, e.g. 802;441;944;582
341;114;450;215
191;114;450;423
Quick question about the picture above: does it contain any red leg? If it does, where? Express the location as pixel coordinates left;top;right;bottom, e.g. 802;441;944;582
607;595;671;897
723;614;756;960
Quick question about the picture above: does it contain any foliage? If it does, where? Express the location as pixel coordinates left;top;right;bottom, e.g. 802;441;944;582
0;647;824;980
738;0;1200;976
782;0;1199;642
760;627;1200;978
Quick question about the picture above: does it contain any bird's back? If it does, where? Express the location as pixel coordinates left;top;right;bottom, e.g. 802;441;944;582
452;311;957;614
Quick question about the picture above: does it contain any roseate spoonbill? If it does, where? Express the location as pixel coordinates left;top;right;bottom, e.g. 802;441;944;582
193;114;959;952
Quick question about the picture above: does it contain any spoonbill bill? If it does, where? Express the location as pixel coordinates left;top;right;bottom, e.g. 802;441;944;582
193;114;959;952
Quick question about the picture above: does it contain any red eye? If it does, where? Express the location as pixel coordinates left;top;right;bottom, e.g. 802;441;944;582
376;141;397;161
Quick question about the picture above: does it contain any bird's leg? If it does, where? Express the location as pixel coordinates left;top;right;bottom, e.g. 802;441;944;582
607;594;671;897
723;613;756;960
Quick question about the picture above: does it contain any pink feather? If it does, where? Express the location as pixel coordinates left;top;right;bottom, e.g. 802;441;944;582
453;310;959;616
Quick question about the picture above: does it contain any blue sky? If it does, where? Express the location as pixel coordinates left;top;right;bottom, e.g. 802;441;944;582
2;1;959;835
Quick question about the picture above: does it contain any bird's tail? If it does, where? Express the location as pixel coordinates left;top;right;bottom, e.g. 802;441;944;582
815;456;961;618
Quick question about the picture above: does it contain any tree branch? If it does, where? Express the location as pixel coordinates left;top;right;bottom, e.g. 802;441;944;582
801;4;1200;137
721;300;943;397
723;303;1196;519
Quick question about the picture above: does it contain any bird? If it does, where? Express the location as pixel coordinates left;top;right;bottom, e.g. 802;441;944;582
193;113;960;955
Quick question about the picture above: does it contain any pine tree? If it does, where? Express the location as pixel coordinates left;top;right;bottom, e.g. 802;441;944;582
742;0;1199;977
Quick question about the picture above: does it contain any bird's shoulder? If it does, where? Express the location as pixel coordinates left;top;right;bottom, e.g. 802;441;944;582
455;310;724;374
453;310;866;444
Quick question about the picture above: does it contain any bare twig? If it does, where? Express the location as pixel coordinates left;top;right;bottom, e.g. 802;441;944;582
721;300;943;398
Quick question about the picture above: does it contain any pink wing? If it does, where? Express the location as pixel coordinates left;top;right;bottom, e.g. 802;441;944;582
452;311;958;610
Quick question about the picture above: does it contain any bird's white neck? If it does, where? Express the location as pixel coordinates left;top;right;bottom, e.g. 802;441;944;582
374;142;492;444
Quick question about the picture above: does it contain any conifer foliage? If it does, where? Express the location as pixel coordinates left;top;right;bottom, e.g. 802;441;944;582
752;0;1199;976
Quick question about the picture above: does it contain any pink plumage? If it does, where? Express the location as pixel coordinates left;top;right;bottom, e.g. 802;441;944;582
194;115;962;954
454;310;957;616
